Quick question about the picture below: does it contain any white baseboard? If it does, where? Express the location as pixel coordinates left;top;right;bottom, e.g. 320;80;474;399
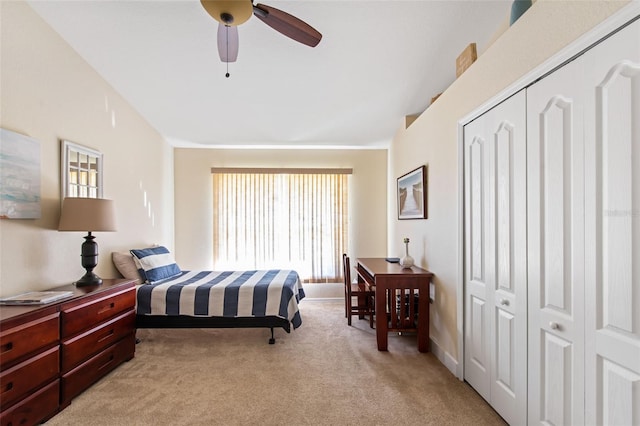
302;283;343;299
430;337;459;378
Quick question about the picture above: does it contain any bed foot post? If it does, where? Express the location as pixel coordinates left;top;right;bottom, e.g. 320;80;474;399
269;327;275;344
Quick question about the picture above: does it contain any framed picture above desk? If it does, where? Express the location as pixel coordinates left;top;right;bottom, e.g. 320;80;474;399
397;165;427;219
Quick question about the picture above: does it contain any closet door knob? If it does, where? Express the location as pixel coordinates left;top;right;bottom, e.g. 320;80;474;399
549;322;559;330
500;299;509;306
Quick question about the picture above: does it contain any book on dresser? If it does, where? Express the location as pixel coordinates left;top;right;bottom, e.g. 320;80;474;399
0;290;74;305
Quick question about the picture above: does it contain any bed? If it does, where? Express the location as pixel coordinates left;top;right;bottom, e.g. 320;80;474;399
113;248;305;344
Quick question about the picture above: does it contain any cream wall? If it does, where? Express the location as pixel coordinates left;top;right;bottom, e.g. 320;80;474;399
173;148;388;281
389;0;630;367
0;2;174;297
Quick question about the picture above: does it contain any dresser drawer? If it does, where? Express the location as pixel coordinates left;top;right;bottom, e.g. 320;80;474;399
61;287;135;337
0;379;59;426
61;309;135;372
61;333;135;406
0;346;59;410
0;313;59;369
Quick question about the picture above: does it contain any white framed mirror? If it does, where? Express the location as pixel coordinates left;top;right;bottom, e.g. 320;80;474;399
61;140;103;199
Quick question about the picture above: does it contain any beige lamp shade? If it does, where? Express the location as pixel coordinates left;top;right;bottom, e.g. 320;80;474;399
58;197;117;232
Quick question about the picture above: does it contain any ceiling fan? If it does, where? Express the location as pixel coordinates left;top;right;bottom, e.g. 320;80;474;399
200;0;322;68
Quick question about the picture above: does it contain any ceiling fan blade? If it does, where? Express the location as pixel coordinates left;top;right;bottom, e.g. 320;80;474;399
253;4;322;48
217;23;239;63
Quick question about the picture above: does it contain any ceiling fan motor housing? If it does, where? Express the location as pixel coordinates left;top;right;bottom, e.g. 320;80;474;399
200;0;253;26
220;12;233;25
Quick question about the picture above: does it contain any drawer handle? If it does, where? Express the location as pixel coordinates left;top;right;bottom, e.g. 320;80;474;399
98;354;115;371
2;381;13;395
97;328;115;343
98;302;116;315
12;417;26;426
500;299;509;306
1;341;13;354
549;321;560;330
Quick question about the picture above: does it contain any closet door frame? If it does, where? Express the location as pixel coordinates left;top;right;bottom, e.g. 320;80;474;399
455;3;640;381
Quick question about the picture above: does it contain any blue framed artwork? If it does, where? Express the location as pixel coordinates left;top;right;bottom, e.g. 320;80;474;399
0;128;41;219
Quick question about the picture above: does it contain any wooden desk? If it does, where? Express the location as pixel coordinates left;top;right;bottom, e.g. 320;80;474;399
356;258;433;352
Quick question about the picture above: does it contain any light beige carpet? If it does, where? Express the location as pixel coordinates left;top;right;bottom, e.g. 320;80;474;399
46;299;506;426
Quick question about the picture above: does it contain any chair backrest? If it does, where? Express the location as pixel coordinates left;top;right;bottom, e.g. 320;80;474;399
342;253;351;292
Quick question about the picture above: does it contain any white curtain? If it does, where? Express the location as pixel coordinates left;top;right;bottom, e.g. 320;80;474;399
212;171;348;282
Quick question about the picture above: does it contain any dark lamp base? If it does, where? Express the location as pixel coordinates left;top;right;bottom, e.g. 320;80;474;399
75;272;103;287
76;232;102;287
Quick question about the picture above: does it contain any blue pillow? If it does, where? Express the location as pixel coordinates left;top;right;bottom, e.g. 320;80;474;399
130;246;181;283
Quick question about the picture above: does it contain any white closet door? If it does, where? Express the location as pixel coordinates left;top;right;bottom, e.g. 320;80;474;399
583;19;640;426
464;90;527;425
464;113;491;402
527;53;587;425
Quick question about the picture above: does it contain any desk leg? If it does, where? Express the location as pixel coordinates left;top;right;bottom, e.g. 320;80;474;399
375;287;388;351
417;288;430;353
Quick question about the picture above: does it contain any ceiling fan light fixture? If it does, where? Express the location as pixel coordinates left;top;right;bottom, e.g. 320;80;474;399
200;0;252;27
217;23;239;63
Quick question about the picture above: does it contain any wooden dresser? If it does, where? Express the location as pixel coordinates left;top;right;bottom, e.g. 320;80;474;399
0;279;136;426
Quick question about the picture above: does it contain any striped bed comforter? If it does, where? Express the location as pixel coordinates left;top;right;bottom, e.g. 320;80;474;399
136;269;305;329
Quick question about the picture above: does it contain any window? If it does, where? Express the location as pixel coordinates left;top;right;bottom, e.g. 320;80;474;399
61;140;103;198
212;168;351;283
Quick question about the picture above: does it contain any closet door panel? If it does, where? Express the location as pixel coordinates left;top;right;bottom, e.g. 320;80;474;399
541;97;576;318
600;360;640;426
543;332;573;426
584;18;640;425
527;55;585;426
495;309;515;390
464;91;526;425
487;92;527;426
599;65;639;337
464;120;491;401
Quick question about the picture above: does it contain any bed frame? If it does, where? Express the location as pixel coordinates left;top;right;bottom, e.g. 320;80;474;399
136;314;291;344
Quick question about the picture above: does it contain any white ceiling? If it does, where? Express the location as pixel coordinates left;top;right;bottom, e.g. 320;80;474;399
28;0;511;148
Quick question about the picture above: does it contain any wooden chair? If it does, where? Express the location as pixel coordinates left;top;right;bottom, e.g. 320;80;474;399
343;253;375;327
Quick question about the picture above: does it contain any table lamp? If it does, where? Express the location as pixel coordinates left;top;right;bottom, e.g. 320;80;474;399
58;197;117;286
